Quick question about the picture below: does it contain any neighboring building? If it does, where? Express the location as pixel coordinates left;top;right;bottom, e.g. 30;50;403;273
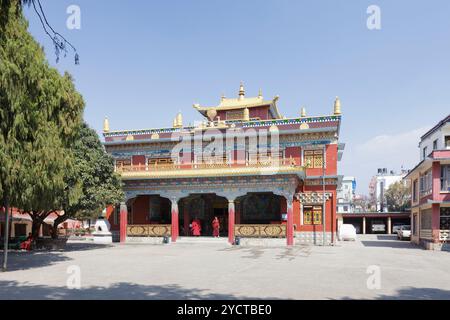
405;114;450;250
369;168;408;212
338;212;410;235
337;176;356;213
103;84;344;245
0;208;81;238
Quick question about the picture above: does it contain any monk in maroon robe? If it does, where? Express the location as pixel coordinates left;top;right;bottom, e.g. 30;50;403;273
191;219;201;236
20;233;33;251
212;217;220;238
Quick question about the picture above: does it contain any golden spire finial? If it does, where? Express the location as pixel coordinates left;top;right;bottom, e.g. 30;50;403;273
334;96;342;115
176;111;183;127
221;93;226;101
258;88;263;99
103;117;110;133
239;81;245;100
300;107;307;117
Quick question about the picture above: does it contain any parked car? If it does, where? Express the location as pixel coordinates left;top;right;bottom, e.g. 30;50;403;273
339;224;357;241
392;224;406;234
397;225;411;240
371;220;386;233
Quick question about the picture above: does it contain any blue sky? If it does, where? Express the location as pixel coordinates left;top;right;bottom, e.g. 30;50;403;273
24;0;450;194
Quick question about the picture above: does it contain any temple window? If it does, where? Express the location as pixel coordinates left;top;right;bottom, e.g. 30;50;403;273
303;206;323;225
304;150;324;169
445;136;450;149
148;158;174;166
116;159;131;170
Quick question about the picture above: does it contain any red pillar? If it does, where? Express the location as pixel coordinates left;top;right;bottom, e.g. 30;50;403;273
171;199;179;242
287;199;294;246
119;202;128;243
228;200;235;244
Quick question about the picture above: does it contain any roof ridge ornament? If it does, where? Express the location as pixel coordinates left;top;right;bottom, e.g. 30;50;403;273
334;96;342;115
239;81;245;100
103;116;110;133
301;107;307;117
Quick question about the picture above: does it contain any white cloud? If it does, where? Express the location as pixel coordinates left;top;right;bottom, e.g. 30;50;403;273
340;126;431;195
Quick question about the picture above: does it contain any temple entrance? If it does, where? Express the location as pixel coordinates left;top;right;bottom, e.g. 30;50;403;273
180;194;228;237
236;192;284;224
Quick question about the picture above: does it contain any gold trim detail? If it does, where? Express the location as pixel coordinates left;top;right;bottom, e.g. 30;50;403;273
234;224;286;238
127;224;172;237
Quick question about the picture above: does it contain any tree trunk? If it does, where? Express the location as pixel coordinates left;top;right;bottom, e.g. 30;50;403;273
31;217;42;239
52;215;68;239
2;195;10;271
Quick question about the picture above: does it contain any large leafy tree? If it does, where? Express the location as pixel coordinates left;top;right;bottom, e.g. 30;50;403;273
385;181;411;212
0;1;84;238
52;123;124;238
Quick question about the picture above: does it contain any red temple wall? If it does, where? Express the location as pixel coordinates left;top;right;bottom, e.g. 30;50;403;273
285;146;301;165
132;155;146;166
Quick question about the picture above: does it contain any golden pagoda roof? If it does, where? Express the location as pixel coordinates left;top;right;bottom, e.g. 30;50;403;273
193;84;283;119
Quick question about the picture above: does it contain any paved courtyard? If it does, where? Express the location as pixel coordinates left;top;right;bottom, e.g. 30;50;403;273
1;235;450;300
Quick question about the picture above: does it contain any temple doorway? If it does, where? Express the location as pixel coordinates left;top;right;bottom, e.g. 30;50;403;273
180;194;228;237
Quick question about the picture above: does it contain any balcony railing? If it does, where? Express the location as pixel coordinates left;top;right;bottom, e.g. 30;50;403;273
115;157;301;178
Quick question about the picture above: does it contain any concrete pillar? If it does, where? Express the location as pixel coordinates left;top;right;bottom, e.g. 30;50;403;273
119;202;128;243
362;217;366;235
228;200;235;244
387;216;392;234
287;199;294;246
431;203;441;243
171;199;179;242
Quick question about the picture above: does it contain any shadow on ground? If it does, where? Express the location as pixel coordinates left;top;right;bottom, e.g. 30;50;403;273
0;251;71;271
0;280;280;300
360;240;420;249
0;243;111;271
339;287;450;300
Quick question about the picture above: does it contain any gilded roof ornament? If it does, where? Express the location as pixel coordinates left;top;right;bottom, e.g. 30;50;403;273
334;96;342;115
239;82;245;100
301;107;307;117
103;117;110;133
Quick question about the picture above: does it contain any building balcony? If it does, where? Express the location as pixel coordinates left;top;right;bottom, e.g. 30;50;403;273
115;158;303;180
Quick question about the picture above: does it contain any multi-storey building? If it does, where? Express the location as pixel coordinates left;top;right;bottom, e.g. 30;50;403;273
103;84;344;245
405;114;450;250
337;176;356;213
369;168;408;212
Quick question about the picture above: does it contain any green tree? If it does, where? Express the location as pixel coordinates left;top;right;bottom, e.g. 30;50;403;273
0;2;84;238
385;181;410;212
52;123;124;238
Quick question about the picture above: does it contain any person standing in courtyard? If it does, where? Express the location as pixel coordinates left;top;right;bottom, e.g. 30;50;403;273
191;218;201;237
212;216;220;238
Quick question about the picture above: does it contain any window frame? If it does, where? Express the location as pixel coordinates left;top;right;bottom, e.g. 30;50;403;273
304;149;324;169
303;205;323;225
